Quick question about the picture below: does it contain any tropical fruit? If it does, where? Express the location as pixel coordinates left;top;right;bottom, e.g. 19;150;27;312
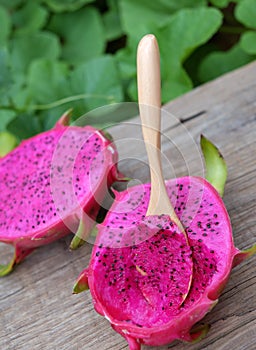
74;136;255;349
0;112;123;276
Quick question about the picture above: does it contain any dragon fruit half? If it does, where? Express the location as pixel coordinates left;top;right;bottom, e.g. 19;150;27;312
0;111;124;276
74;135;255;349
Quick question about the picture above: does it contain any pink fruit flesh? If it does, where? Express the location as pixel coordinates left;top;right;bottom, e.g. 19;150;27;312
0;115;121;274
83;176;247;348
94;216;193;327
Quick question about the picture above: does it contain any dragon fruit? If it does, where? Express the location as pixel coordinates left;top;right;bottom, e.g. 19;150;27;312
0;111;124;276
74;135;255;349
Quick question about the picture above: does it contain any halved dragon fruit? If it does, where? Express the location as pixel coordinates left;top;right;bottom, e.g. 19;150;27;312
74;136;255;349
0;111;124;276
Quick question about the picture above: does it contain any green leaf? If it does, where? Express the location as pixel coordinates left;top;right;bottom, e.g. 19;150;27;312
0;0;23;10
27;59;70;104
160;8;222;63
240;31;256;54
0;131;17;157
209;0;230;7
126;61;193;102
117;7;222;102
120;0;207;40
0;5;11;45
198;44;253;83
103;0;124;41
26;59;72;129
7;114;43;140
10;31;61;75
44;0;94;12
161;65;193;102
74;102;139;128
38;110;68;131
27;56;124;127
12;1;49;33
0;110;16;131
115;37;137;81
48;7;105;65
6;80;32;111
2;47;40;112
70;55;123;113
159;7;223;101
235;0;256;29
184;43;217;86
0;47;12;93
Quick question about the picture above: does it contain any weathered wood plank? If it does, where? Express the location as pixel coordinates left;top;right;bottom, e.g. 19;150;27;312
1;62;256;350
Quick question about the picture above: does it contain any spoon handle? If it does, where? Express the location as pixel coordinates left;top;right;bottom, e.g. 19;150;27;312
137;34;180;226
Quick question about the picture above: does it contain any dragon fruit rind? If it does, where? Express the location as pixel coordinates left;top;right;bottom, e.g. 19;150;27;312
0;111;124;276
74;136;255;349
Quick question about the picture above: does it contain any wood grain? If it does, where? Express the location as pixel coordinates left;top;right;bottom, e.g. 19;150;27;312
1;62;256;350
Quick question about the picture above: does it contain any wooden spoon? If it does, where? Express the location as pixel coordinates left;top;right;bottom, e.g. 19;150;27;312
137;34;184;232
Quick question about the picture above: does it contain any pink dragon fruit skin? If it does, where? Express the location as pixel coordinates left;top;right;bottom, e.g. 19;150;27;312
0;112;123;276
74;137;255;349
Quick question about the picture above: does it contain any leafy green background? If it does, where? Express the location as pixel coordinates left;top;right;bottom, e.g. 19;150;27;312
0;0;255;149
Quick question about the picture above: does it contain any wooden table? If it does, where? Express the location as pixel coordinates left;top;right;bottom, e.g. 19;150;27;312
1;62;255;350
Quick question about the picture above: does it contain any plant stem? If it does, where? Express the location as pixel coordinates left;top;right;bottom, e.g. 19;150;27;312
0;94;117;114
31;94;116;111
